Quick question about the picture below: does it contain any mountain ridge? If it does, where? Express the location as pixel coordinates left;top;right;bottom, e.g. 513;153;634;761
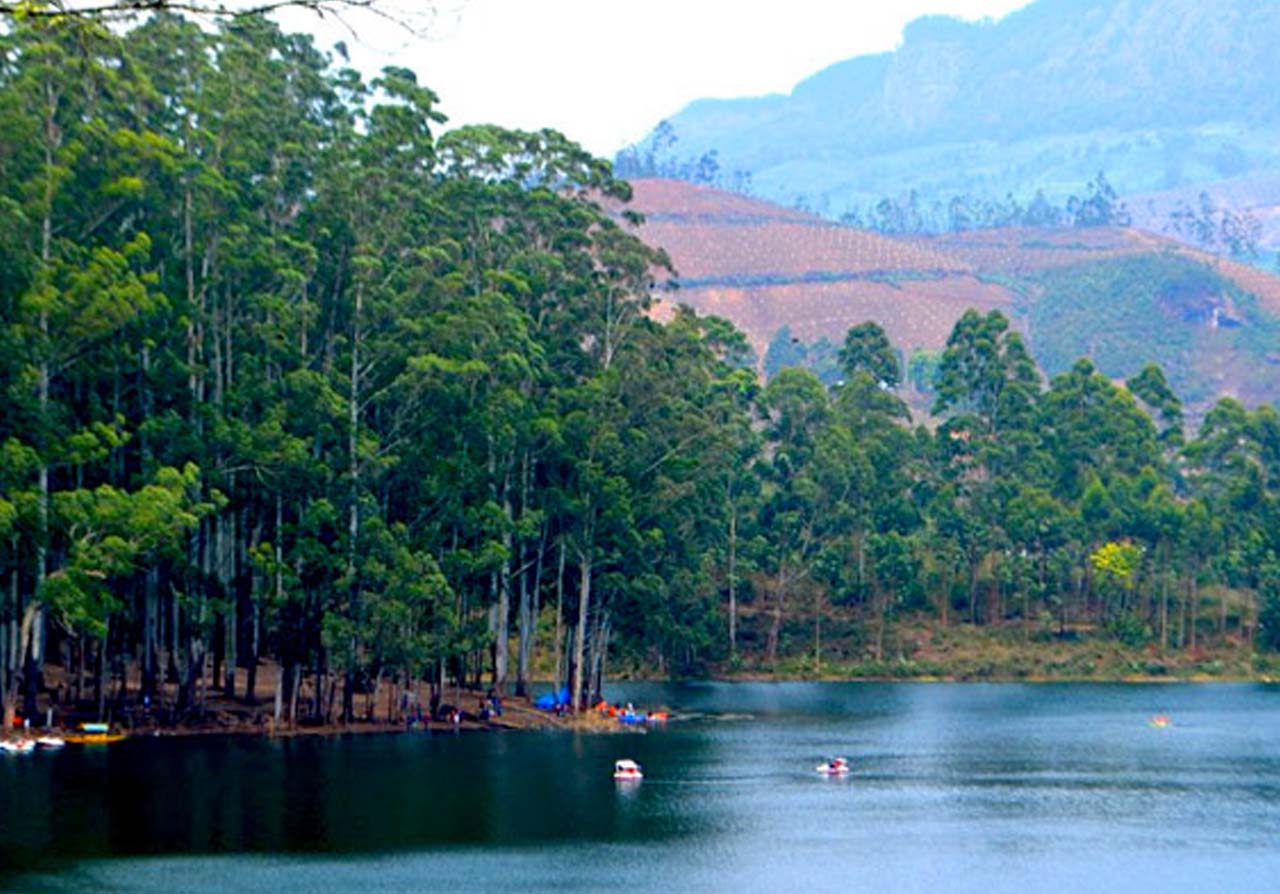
624;0;1280;222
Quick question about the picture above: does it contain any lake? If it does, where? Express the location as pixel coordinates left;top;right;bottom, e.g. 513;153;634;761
3;683;1279;893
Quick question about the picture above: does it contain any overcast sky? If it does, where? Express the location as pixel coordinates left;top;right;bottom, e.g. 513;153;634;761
278;0;1033;156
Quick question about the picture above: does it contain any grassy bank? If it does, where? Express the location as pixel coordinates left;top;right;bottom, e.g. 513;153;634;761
701;621;1280;683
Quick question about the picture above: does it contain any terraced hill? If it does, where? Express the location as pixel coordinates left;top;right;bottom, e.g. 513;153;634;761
906;226;1280;316
626;179;1017;364
623;179;1280;413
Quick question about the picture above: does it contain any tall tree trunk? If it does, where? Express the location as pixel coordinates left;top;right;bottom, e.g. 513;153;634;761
968;558;979;625
273;661;286;726
0;565;9;729
812;588;822;674
262;494;285;708
142;568;158;703
222;504;238;696
244;515;263;706
2;589;37;730
517;523;545;698
493;466;512;692
1159;569;1169;655
343;281;363;726
875;590;887;662
939;558;951;627
95;622;109;721
588;611;609;704
1182;568;1192;650
28;91;58;722
767;566;786;664
553;537;566;695
727;501;738;658
571;553;591;711
289;662;301;728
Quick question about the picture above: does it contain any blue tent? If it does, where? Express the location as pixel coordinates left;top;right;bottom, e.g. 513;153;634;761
534;685;571;710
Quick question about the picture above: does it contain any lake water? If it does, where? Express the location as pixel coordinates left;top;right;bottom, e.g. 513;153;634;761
2;683;1279;893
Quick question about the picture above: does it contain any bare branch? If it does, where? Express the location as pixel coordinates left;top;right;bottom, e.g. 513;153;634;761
2;0;366;17
0;0;452;39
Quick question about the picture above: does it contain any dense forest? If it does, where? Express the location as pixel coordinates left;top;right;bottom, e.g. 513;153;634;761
2;15;1279;732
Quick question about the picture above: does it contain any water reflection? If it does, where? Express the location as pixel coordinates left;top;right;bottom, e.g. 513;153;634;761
4;683;1280;893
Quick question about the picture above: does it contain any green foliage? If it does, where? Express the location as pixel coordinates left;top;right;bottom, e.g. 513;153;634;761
2;10;1279;726
839;321;900;388
907;348;940;393
47;464;209;637
1028;254;1278;404
1259;561;1280;652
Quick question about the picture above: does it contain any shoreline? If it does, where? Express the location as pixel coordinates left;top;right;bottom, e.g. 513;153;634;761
14;672;1274;746
654;672;1277;685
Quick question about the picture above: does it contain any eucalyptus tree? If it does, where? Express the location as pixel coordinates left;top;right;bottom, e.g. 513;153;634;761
839;321;901;389
757;368;830;663
1185;400;1280;645
933;310;1040;451
430;125;641;694
0;14;170;717
1040;359;1160;499
604;308;752;677
1127;363;1184;451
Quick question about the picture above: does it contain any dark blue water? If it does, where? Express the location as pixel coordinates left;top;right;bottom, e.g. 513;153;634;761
3;683;1279;893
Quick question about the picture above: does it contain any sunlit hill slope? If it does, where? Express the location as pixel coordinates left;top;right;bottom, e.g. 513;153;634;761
623;178;1280;413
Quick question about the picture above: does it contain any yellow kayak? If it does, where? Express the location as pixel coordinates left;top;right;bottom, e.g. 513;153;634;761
63;732;127;745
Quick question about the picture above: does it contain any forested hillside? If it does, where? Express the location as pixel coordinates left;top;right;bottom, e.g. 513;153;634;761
621;0;1280;229
2;16;1279;735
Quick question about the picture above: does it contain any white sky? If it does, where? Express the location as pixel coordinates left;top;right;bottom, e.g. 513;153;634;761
277;0;1033;156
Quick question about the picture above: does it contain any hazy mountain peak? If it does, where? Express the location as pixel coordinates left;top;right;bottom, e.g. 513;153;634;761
622;0;1280;218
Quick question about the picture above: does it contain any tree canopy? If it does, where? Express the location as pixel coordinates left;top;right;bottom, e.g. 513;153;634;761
1;13;1278;733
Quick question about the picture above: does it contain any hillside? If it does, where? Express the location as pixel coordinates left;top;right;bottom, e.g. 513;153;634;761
625;178;1280;412
626;178;1017;398
622;0;1280;224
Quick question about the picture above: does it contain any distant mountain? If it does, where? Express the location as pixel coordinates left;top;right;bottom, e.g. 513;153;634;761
624;179;1280;414
622;0;1280;228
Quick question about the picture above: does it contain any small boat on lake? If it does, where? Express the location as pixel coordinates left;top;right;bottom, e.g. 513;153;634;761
36;736;66;749
613;759;643;781
0;738;36;755
1149;715;1171;729
64;723;126;745
816;757;851;776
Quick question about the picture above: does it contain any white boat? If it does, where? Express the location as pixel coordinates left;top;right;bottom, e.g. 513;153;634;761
36;736;66;749
0;739;36;755
816;757;851;776
613;758;643;781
